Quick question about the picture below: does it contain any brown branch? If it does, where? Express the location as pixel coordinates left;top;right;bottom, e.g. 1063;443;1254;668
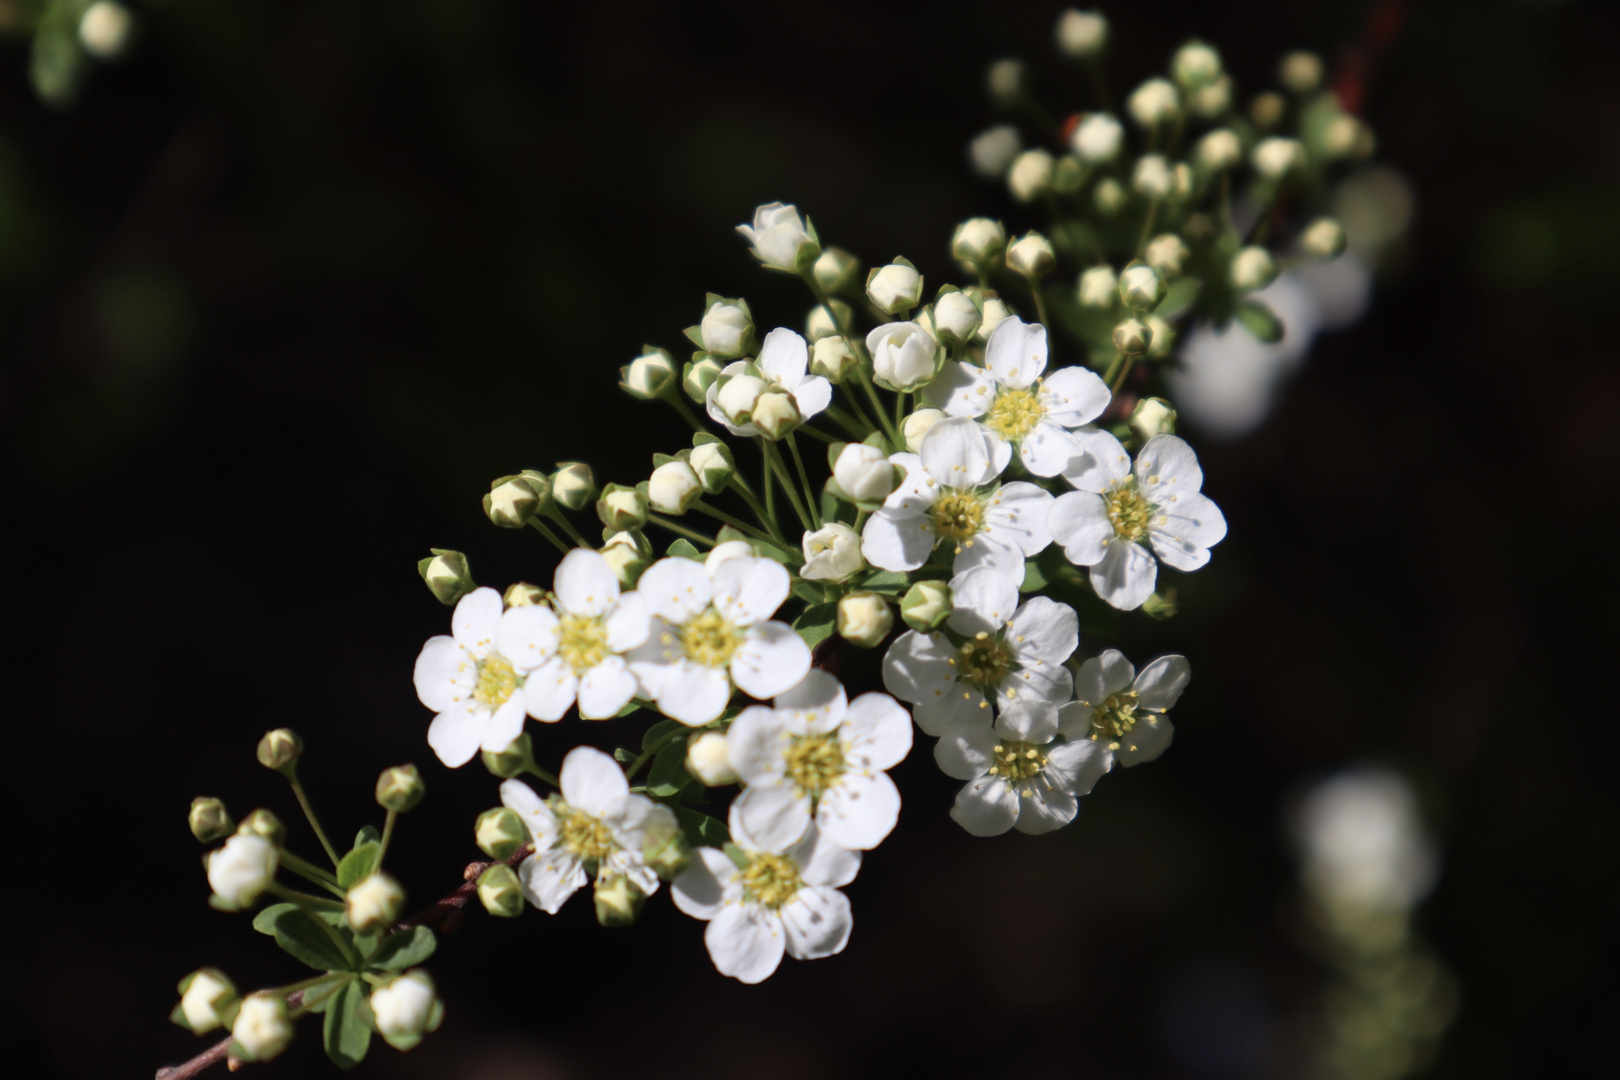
155;992;304;1080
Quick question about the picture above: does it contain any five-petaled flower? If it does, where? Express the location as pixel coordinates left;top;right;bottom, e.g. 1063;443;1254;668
1059;649;1189;770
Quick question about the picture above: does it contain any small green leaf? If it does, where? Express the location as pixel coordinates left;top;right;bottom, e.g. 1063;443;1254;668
641;718;686;751
615;699;644;718
322;980;371;1069
354;825;380;848
336;842;380;889
855;569;910;594
253;902;299;935
646;739;694;799
674;806;730;848
613;746;635;763
793;602;838;649
271;907;354;972
1020;558;1049;593
791;577;829;603
367;926;438;971
1236;300;1284;343
665;538;702;560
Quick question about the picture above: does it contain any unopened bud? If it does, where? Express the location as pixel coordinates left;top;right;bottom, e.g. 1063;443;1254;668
1112;318;1152;357
1056;9;1109;59
503;581;545;608
686;732;738;786
481;732;535;779
1253;136;1306;180
1071;112;1124;163
648;460;703;514
806;299;852;341
837;592;893;648
174;968;237;1034
1250;91;1287;130
477;863;524;917
813;247;860;294
1142;588;1179;620
810;335;858;383
986;57;1027;106
255;728;303;772
1196;128;1243;172
370;970;439;1043
1278;50;1323;94
689;440;735;494
1007;149;1055;203
230;992;293;1063
483;473;546;528
207;832;278;909
682;355;723;403
190;797;234;843
596;483;648;532
640;805;692;880
1171;40;1223;91
1301;217;1347;259
600;531;651;588
551;462;596;510
418;548;474;606
1130;397;1178;440
475;806;529;860
1144;234;1190;279
751;391;802;441
1006;231;1056;278
951;217;1007;268
376;764;425;813
968;124;1022;179
867;261;925;315
902;407;946;453
237;808;286;847
620;348;677;400
345;872;404;933
1078;265;1118;309
1133;154;1174;200
594;874;646;927
1093;177;1127;216
977;297;1012;340
1144;315;1175;359
900;580;953;632
1118;263;1164;311
1190;76;1232;119
800;522;865;583
933;290;982;345
1231;246;1278;293
1127;78;1180;128
700;298;755;359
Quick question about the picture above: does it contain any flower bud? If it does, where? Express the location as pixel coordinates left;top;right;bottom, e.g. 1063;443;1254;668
1071;112;1124;163
174;969;237;1034
1231;246;1278;293
1322;114;1372;161
640;806;692;880
418;548;474;606
1253;136;1306;180
804;334;854;383
1144;315;1176;359
1190;75;1232;119
230;992;293;1063
207;833;278;909
483;472;546;529
1056;9;1108;59
1196;128;1243;172
900;579;953;632
813;247;859;294
688;441;735;494
376;764;425;813
190;797;234;843
1250;91;1286;130
238;808;286;847
867;321;938;392
1130;397;1178;440
255;728;302;772
1144;234;1190;278
79;2;134;60
594;874;646;927
737;203;819;272
714;374;763;427
903;407;946;453
477;864;525;917
1118;263;1164;311
968;124;1022;179
837;592;893;647
751;391;802;441
933;290;982;345
619;348;677;400
986;57;1027;105
1078;265;1118;309
501;582;544;611
700;298;754;358
1093;177;1127;216
481;732;535;779
1133;154;1174;200
596;483;648;532
1278;50;1324;95
867;261;924;314
1007;149;1055;203
682;355;723;403
1127;78;1180;127
977;297;1012;340
648;460;703;514
800;523;865;583
600;531;651;588
1112;318;1152;357
1171;40;1223;91
1142;588;1179;620
548;461;596;512
371;970;438;1041
951;217;1007;268
806;299;852;341
1301;217;1347;259
686;732;738;786
345;872;404;933
475;806;530;860
1006;232;1056;278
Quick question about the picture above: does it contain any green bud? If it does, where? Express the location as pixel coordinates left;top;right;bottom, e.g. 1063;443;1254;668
376;764;425;813
900;580;953;632
255;728;303;772
476;863;525;917
1144;234;1190;279
481;732;535;779
503;581;546;608
683;355;723;403
1142;588;1179;620
475;807;529;860
688;440;735;494
1144;315;1175;359
418;548;475;606
1112;318;1152;357
189;796;234;843
620;347;677;400
173;968;238;1034
837;592;894;648
237;808;285;847
641;809;693;880
1130;397;1178;441
1231;246;1278;293
594;874;646;927
751;390;802;441
483;472;545;529
813;247;860;295
596;483;648;532
344;872;404;933
551;461;597;510
600;531;651;588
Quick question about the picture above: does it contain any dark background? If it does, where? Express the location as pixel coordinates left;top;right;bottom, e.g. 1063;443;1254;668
4;1;1617;1077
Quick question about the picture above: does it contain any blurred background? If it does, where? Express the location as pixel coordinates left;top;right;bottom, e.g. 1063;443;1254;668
3;0;1617;1077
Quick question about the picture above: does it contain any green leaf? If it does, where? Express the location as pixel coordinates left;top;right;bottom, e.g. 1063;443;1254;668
793;602;838;649
322;980;371;1069
615;699;644;718
791;577;830;603
367;926;438;971
673;806;730;848
253;902;299;935
641;718;686;751
354;825;380;848
855;569;909;594
613;746;635;763
646;739;694;799
1236;300;1284;343
665;538;702;560
336;842;380;889
271;907;354;972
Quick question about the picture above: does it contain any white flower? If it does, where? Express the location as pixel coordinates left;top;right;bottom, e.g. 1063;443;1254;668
861;415;1052;580
672;808;860;984
1127;78;1180;127
1007;148;1054;202
1078;265;1118;308
231;992;293;1062
626;550;811;725
968;125;1022;179
1171;40;1223;89
370;970;437;1039
1055;9;1108;59
1196;128;1243;172
206;833;278;908
648;460;702;514
78;2;133;60
500;748;670;913
926;316;1112;477
901;407;945;453
729;670;912;851
179;970;235;1033
939;723;1109;837
686;731;738;786
736;202;818;271
1253;136;1305;180
1071;112;1123;163
882;595;1078;741
800;523;864;582
1133;154;1174;199
833;442;896;503
1051;434;1227;610
705;328;832;436
867;262;923;314
1060;649;1188;770
1293;767;1438;911
866;320;939;392
414;587;540;764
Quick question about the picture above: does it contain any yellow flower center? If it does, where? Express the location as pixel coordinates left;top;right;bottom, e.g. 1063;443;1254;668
1106;481;1154;543
680;608;744;668
473;654;518;706
987;740;1053;799
984;387;1046;442
932;491;985;540
1091;690;1140;738
957;635;1015;688
783;732;846;798
739;852;803;910
558;613;610;675
557;805;616;862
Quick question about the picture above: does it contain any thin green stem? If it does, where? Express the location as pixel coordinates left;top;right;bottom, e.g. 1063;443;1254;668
665;392;706;433
726;477;785;543
278;850;346;898
796;423;837;444
786;434;822;528
764;441;813;532
626;724;687;782
376;810;397;867
285;774;341;868
836;395;880;438
647;512;719;548
691;501;778;546
274;972;346;997
522;762;560;788
1109;355;1136;397
290;974;353;1019
1102;351;1126;387
1136;198;1161;257
543;507;589;548
527;516;570;555
763;448;778;522
893;389;906;436
1028;278;1051;330
855;368;903;447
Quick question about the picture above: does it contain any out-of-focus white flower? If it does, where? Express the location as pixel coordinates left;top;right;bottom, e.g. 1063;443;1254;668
1056;9;1109;59
902;407;945;453
939;722;1108;836
805;299;851;341
1196;128;1243;172
1078;265;1118;308
867;262;924;314
1301;217;1347;259
986;58;1027;103
833;442;897;503
206;832;278;908
79;1;134;60
1093;176;1127;215
1071;112;1124;163
1189;75;1232;118
1145;234;1190;278
866;320;939;392
231;993;293;1062
800;523;865;582
1253;136;1306;180
370;970;437;1040
1059;650;1189;770
1293;767;1438;910
969;125;1023;179
1171;40;1223;90
952;217;1007;267
1008;149;1055;202
813;247;859;293
1278;51;1324;94
686;731;737;786
736;202;819;272
1231;246;1278;293
1127;78;1180;127
1134;154;1174;200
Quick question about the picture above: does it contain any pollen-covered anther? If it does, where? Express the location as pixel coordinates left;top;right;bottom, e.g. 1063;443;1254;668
1092;689;1141;738
557;614;611;674
984;386;1047;441
1105;480;1154;543
783;732;846;798
681;608;744;667
739;852;803;910
473;655;519;706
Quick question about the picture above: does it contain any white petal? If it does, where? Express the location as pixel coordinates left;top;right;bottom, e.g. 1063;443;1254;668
950;776;1020;836
840;692;913;772
1006;596;1080;666
926;360;996;417
781;886;853;960
947;564;1020;636
791;376;833;419
635;558;712;624
576;656;639;719
1090;540;1158;610
1114;714;1174;765
1049;490;1111;566
818;771;901;850
499;778;556;845
671;848;734;921
522;657;579;722
559;745;629;814
1061;427;1131;492
518;850;586;914
497;606;561;672
655;661;733;725
451;587;504;652
934;723;999;780
603;591;650;652
413;637;465;712
794;824;863;888
1134;654;1191;710
705;540;757;572
480;698;527;752
1073;650;1137;706
705;904;785;983
726;705;790;784
982;482;1053;556
1149;491;1227;571
758;327;809;384
993;699;1059;741
1039;365;1111;428
710;556;790;627
731;622;812;699
984;315;1048;389
861;509;936;572
426;705;487;767
1012;787;1079;834
1135;433;1205;497
1046;737;1111;795
915;690;994;735
880;630;959;707
553;548;619;617
983;431;1014;484
732;781;812;853
879;453;933;515
920;415;991;489
1017;421;1077;478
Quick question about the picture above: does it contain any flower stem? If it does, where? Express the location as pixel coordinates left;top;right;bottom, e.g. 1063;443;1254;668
522;762;560;788
764;441;813;533
855;367;903;447
285;773;341;868
526;516;570;555
796;423;837;444
825;404;872;439
1109;355;1136;397
726;477;786;545
543;506;589;549
376;809;398;867
1135;197;1161;257
626;724;687;782
278;850;346;898
786;434;822;528
690;501;778;546
647;512;719;548
665;392;706;433
1028;278;1051;331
